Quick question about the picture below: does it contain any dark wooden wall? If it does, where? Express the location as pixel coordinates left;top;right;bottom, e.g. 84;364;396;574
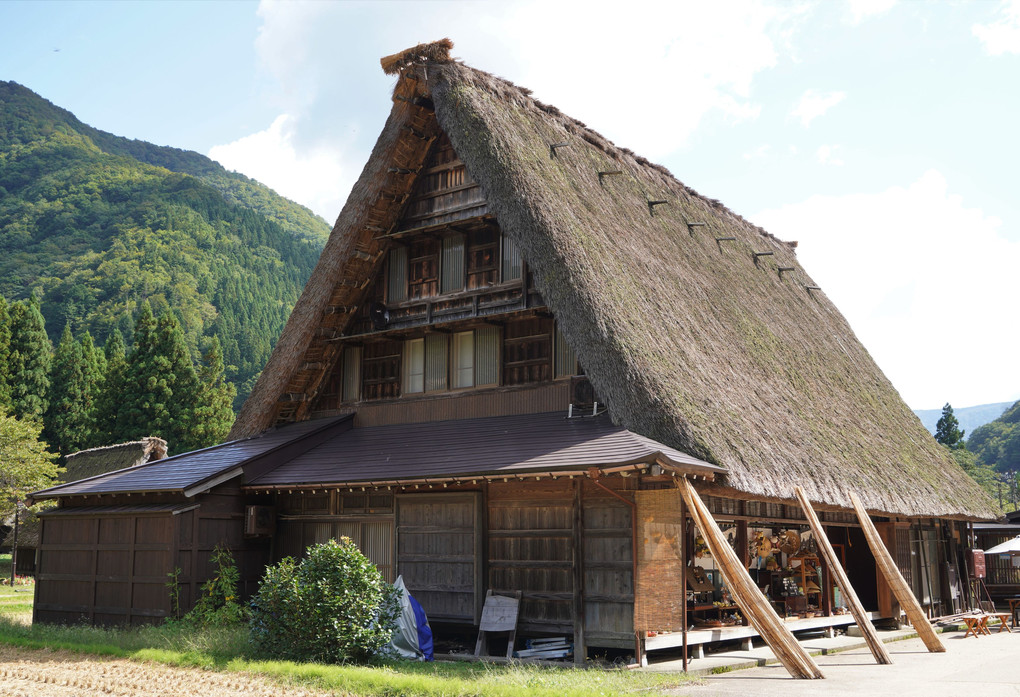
35;482;270;627
35;509;176;626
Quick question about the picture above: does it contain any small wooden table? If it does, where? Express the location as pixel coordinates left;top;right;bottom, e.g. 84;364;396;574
962;615;990;638
1008;598;1020;628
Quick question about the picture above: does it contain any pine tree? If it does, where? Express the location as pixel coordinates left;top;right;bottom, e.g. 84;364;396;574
8;297;52;420
187;336;236;451
44;325;92;455
114;302;161;443
0;295;12;409
79;330;106;446
935;402;965;449
92;329;126;447
151;309;201;454
116;305;201;453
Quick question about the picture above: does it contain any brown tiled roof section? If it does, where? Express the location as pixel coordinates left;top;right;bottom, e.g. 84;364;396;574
247;411;723;487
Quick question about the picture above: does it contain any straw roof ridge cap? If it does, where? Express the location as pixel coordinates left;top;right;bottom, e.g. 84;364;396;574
65;437;166;460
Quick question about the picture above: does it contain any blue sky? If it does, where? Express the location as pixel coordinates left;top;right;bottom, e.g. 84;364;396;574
3;0;1019;411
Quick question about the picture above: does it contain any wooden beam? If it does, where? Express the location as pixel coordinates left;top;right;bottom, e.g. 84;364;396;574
848;491;946;653
795;486;892;665
679;479;824;679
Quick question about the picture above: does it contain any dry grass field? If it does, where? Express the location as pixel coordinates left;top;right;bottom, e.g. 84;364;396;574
0;644;334;697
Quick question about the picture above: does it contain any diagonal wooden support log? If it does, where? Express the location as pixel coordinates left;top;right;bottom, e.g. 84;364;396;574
794;486;892;664
679;479;824;679
848;490;946;653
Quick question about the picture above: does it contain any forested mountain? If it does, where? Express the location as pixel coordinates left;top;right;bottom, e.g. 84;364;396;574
969;399;1020;473
0;81;330;406
914;401;1013;438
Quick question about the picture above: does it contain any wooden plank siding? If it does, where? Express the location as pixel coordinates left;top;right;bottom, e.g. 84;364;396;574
397;493;482;622
34;483;271;627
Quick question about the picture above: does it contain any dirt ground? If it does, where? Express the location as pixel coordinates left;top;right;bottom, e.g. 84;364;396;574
0;645;336;697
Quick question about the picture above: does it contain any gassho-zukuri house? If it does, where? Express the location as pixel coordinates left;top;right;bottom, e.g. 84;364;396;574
30;40;998;665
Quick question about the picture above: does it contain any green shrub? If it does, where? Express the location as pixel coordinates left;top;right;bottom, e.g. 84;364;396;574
249;538;399;663
170;544;245;627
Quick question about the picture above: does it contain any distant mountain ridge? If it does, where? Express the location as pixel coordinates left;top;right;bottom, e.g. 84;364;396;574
0;80;331;406
914;401;1013;438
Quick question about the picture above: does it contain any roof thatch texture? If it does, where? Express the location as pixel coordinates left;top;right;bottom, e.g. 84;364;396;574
233;42;997;520
62;438;167;484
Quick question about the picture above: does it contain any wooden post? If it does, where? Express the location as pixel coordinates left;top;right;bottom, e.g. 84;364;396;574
679;479;824;679
794;487;891;664
848;491;945;653
572;478;586;666
680;492;688;672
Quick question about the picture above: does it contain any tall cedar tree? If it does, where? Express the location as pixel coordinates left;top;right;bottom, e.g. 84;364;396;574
80;330;106;447
112;302;159;443
187;336;236;451
935;402;965;448
116;305;201;453
0;296;11;408
91;329;126;447
8;297;51;420
44;325;92;455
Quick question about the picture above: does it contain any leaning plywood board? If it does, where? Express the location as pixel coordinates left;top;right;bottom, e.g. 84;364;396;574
848;491;945;653
679;479;824;679
795;486;892;665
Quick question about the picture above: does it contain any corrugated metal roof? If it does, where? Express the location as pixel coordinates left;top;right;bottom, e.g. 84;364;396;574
31;417;349;499
248;411;723;487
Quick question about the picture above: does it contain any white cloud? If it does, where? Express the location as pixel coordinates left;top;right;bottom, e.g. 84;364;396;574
208;114;351;221
744;144;771;160
791;89;846;126
752;170;1020;409
816;144;844;165
973;0;1020;55
846;0;897;25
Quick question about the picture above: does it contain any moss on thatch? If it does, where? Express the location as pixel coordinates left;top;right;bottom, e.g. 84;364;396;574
233;44;997;521
62;438;167;483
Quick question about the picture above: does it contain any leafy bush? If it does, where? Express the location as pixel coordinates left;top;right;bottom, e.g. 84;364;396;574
169;544;245;626
249;538;399;663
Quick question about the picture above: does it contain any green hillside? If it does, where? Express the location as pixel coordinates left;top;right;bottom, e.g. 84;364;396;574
0;81;330;406
969;399;1020;473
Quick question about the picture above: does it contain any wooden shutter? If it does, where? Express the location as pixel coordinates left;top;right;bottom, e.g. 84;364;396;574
441;234;465;293
554;325;578;378
342;346;362;402
501;233;522;281
425;334;448;392
475;326;500;386
387;247;407;303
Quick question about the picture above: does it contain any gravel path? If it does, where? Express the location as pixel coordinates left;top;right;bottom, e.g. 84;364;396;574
0;645;334;697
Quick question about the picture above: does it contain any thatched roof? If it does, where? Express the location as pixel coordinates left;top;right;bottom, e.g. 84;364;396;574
232;40;997;521
62;438;168;483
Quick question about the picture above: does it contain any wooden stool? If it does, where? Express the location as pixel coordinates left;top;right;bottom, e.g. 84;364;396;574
990;613;1012;633
962;615;989;638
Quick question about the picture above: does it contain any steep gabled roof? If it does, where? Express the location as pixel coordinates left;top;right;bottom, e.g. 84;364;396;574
233;40;996;520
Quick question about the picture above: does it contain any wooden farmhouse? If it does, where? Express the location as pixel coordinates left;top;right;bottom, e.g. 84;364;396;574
31;41;998;663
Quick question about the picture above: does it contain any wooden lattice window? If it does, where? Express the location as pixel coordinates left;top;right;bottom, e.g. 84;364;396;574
467;228;498;289
503;317;552;385
362;340;401;400
407;238;439;299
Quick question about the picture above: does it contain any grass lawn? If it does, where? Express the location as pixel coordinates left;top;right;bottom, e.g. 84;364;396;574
0;559;697;697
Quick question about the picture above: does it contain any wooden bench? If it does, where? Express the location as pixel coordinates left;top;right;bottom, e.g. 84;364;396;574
988;612;1012;633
